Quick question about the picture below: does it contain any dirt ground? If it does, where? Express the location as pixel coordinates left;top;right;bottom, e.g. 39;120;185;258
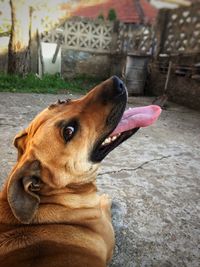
0;92;199;267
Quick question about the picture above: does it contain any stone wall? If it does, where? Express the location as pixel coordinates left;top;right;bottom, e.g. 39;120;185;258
147;3;200;110
62;50;111;79
156;3;200;55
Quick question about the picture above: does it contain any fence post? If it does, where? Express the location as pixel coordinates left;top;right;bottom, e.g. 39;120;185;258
155;8;170;58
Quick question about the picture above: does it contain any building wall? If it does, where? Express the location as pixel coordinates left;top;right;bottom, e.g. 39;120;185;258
147;3;200;110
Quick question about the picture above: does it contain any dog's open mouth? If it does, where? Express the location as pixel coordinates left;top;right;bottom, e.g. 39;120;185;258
91;105;161;162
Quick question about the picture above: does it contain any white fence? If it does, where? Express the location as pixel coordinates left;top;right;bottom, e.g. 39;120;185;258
41;18;114;53
41;18;155;55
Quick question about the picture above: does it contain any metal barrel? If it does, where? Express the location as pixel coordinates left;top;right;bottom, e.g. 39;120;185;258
125;55;149;96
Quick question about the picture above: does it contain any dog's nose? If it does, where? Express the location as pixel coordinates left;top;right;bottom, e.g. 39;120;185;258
112;76;125;95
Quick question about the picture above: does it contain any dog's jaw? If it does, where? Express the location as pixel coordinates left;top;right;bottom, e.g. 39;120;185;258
91;105;161;162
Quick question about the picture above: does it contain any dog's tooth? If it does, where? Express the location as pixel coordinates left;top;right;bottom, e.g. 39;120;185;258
102;135;118;147
111;136;117;141
107;137;112;143
103;137;110;145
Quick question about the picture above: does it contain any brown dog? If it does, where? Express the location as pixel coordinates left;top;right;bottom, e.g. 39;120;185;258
0;76;161;267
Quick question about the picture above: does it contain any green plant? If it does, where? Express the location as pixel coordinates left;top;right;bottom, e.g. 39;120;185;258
0;73;103;94
107;9;117;21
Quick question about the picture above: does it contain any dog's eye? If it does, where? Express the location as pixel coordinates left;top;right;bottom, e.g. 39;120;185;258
63;126;75;142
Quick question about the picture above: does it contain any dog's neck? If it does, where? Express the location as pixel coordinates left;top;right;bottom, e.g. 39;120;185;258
0;180;102;225
38;181;100;208
39;181;97;195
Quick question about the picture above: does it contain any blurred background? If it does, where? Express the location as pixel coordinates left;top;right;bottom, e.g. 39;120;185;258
0;0;200;110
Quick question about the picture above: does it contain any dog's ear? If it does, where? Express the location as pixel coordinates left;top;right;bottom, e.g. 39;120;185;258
7;161;41;224
13;129;28;160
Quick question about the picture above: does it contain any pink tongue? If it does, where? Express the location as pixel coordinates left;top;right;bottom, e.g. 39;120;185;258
110;105;161;137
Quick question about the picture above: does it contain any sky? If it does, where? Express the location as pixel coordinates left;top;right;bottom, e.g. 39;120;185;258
0;0;109;32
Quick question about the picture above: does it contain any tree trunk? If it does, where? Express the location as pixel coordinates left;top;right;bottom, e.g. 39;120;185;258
8;0;31;75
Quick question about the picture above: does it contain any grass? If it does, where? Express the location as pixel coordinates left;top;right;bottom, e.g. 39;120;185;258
0;73;103;94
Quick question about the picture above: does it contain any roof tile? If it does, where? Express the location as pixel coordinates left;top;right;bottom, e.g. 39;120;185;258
70;0;157;24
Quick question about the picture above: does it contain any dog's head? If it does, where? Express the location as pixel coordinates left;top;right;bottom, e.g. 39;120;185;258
6;76;161;224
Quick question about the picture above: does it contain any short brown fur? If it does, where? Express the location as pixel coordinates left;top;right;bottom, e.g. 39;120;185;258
0;77;128;266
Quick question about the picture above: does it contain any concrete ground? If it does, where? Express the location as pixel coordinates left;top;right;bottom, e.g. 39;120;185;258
0;92;199;267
